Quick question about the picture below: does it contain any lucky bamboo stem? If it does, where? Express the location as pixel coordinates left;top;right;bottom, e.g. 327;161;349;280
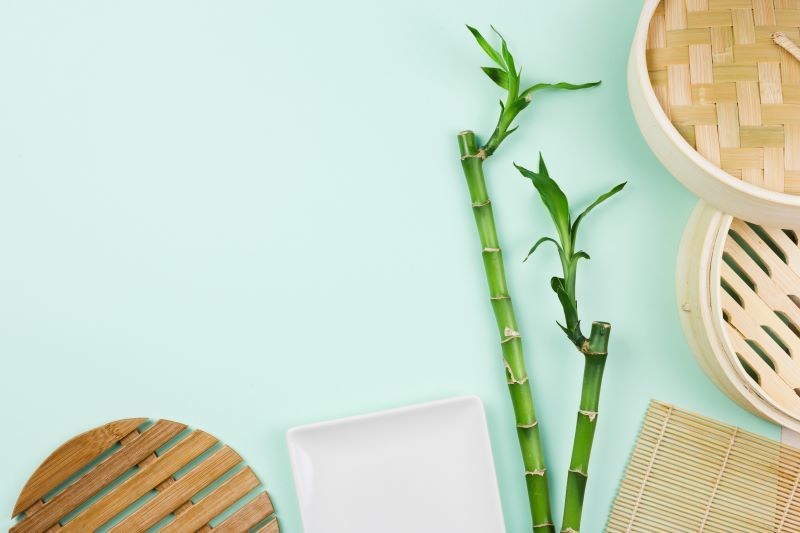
561;321;610;533
457;130;554;533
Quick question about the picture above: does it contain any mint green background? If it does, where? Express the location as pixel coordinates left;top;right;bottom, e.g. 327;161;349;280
0;1;780;531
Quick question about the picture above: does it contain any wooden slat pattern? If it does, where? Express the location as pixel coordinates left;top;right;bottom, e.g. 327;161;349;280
12;418;146;517
11;420;278;533
214;492;275;533
257;517;280;533
160;467;261;532
60;431;218;532
648;0;800;193
107;445;242;532
11;420;187;533
720;217;800;420
608;401;800;531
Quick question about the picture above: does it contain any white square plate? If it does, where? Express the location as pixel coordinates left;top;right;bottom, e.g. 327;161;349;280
287;396;507;533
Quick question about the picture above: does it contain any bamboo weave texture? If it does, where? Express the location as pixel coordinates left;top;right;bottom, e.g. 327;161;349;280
647;0;800;193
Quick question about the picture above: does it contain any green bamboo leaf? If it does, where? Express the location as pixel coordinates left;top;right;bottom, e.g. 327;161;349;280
507;97;530;115
466;25;506;69
523;236;562;262
520;80;601;100
572;250;590;264
492;26;518;98
557;320;584;346
570;182;626;239
500;125;519;144
481;67;509;89
551;276;579;332
492;26;516;74
557;321;573;340
515;155;571;245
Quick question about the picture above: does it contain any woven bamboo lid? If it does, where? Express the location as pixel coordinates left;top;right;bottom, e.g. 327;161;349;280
646;0;800;194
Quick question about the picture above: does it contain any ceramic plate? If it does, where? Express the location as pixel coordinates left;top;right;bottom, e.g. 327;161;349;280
287;396;507;533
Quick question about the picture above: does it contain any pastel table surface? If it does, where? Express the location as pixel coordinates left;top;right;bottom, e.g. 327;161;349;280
0;0;779;532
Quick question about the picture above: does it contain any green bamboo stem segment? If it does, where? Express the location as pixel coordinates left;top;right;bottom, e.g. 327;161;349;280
561;321;610;533
458;130;554;533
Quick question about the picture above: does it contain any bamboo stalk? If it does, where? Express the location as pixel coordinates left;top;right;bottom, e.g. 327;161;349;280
561;322;610;533
457;130;554;532
517;157;623;533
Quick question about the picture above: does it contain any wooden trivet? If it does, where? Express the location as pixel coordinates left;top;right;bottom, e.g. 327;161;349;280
608;400;800;532
11;418;279;532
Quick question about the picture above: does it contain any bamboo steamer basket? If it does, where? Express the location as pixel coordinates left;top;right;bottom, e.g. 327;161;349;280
678;200;800;433
629;0;800;227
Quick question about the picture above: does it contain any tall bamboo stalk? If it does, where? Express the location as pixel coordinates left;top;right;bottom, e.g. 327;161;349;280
562;321;610;533
457;26;600;531
458;130;553;532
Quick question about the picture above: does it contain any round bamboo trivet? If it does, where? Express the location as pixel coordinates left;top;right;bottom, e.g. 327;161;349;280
10;418;279;533
679;201;800;432
647;0;800;194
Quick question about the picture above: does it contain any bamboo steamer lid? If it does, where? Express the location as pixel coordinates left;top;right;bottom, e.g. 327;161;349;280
678;201;800;432
630;0;800;226
11;418;279;532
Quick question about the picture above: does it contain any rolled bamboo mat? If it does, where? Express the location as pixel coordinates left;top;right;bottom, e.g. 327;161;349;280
607;400;800;532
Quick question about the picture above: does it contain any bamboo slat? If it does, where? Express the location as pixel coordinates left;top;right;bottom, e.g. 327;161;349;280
12;419;146;517
608;401;800;531
210;491;274;533
718;216;800;420
11;419;279;533
648;0;800;191
160;467;261;533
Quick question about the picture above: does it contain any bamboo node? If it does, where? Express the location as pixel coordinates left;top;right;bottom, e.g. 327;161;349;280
503;359;527;385
517;420;538;429
525;469;546;476
580;346;607;356
569;467;588;478
460;148;487;161
579;410;598;422
471;199;491;208
501;327;521;344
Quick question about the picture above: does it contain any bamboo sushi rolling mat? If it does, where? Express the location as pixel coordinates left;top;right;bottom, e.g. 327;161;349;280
10;418;279;533
646;0;800;193
608;400;800;532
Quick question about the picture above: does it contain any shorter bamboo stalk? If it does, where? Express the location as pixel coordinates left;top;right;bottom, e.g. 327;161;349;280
562;321;610;533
